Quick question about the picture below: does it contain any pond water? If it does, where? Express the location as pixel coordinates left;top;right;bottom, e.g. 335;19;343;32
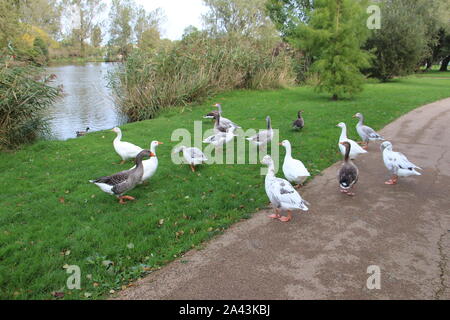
45;62;127;140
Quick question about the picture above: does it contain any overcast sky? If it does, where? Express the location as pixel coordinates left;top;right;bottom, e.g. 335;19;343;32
133;0;208;40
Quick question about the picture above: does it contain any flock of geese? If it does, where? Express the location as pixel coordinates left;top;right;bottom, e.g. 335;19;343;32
88;103;422;221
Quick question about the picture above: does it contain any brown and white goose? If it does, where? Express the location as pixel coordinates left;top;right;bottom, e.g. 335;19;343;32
338;142;359;196
90;150;154;204
292;110;304;131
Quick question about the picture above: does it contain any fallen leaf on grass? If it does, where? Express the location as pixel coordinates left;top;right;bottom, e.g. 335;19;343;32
51;291;65;298
60;249;71;256
175;230;184;238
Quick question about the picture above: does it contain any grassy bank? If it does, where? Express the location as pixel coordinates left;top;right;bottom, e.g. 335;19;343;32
47;57;112;65
0;73;449;299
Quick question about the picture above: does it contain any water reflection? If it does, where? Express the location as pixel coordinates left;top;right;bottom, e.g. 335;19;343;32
45;62;127;140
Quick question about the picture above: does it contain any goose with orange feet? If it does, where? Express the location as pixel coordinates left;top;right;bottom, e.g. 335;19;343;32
90;150;154;204
381;141;421;185
261;155;309;222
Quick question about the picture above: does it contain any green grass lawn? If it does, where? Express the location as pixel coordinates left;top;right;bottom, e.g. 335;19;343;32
413;70;450;78
0;73;449;299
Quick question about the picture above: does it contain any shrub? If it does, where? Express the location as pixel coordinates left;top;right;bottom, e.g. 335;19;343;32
109;34;295;121
0;60;60;150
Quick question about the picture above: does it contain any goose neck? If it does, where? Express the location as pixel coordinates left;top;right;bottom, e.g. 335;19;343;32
284;144;293;159
340;126;347;140
357;116;364;126
344;145;351;162
265;162;276;176
115;130;122;142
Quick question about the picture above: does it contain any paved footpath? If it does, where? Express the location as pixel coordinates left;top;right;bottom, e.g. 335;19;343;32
117;98;450;300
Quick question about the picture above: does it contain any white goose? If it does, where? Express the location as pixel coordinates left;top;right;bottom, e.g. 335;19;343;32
112;127;143;164
261;155;309;223
130;140;163;183
280;140;311;188
381;141;421;185
173;145;208;172
337;122;367;159
203;126;237;148
247;116;274;148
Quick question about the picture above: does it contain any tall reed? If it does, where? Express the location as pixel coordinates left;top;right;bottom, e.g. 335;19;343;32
110;35;295;121
0;59;60;150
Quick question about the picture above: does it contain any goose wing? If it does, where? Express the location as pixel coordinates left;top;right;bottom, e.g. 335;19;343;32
204;110;219;119
116;140;143;155
91;169;132;186
395;151;421;170
292;118;304;128
203;134;219;144
361;125;383;140
268;177;309;211
247;129;272;144
284;158;310;178
187;147;208;161
339;139;367;155
220;117;240;129
338;163;359;189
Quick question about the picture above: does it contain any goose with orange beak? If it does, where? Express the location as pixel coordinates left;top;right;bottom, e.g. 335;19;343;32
130;141;163;183
90;150;155;204
262;155;309;222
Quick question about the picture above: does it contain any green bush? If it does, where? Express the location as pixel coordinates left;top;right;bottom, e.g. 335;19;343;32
109;34;296;121
0;60;60;150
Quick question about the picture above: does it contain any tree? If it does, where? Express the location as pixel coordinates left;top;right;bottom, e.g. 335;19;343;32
109;0;135;58
134;6;163;44
0;0;21;49
423;0;450;71
19;0;62;39
366;0;430;81
134;6;164;51
292;0;371;100
138;28;160;51
91;24;102;47
202;0;278;39
64;0;105;56
266;0;314;39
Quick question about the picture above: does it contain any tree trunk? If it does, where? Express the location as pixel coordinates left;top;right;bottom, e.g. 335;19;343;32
425;58;433;71
440;55;450;71
331;94;339;101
